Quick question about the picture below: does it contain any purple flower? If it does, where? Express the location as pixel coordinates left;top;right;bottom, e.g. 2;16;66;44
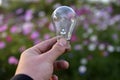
112;34;118;41
10;25;18;33
102;51;109;57
75;6;91;16
74;44;82;51
38;18;48;27
78;65;87;75
22;22;34;35
49;23;55;32
6;36;12;42
45;0;53;3
34;39;41;45
16;8;24;15
71;34;78;42
8;56;18;65
19;46;26;52
44;34;51;40
0;25;8;32
0;41;6;49
87;55;93;60
24;9;33;21
30;31;40;40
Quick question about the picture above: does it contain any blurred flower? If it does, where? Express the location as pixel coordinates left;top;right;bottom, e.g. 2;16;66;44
6;36;12;42
0;25;8;32
44;34;51;40
98;43;106;51
107;45;115;53
19;46;26;53
90;35;98;42
45;0;54;3
105;6;113;13
87;55;93;60
88;43;96;51
49;22;55;32
34;39;41;45
38;17;48;27
24;9;33;21
38;11;46;17
10;25;18;33
10;25;21;33
0;41;6;49
83;40;89;46
53;3;61;9
102;51;109;57
8;56;18;65
78;65;87;74
30;31;40;40
1;32;7;38
16;8;24;15
74;44;82;51
71;34;78;42
75;6;91;16
22;22;34;35
0;14;4;24
80;58;88;65
112;33;119;41
87;28;93;34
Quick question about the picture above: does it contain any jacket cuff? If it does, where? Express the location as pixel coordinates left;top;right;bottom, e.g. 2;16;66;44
11;74;33;80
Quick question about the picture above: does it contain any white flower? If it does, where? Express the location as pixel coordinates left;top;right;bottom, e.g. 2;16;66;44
80;58;88;65
38;11;46;17
1;32;7;38
78;65;87;74
90;35;97;42
107;45;115;52
88;43;96;51
98;44;105;51
87;28;93;34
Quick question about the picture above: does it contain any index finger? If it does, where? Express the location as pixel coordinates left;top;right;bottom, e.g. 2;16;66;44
32;37;57;53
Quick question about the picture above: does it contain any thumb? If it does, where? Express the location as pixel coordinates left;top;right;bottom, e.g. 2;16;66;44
43;38;69;62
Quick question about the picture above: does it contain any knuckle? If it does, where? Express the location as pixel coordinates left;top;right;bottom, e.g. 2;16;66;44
54;44;66;53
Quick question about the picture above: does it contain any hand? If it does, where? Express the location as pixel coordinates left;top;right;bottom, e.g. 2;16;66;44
15;37;71;80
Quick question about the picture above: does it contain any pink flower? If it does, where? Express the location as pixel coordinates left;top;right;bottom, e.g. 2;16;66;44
44;34;51;40
24;9;33;21
6;36;12;42
8;56;18;65
71;35;78;42
34;39;41;45
49;23;55;32
74;44;82;50
30;31;40;40
16;8;23;15
0;25;8;32
19;46;26;52
22;22;34;35
10;25;18;33
45;0;54;3
0;41;6;49
38;18;48;27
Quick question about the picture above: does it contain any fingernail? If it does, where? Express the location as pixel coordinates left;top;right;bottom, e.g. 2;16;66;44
59;38;67;46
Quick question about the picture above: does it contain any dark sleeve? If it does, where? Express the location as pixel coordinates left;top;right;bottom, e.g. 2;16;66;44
11;74;33;80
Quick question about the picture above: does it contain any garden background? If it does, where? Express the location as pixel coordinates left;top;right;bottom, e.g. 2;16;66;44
0;0;120;80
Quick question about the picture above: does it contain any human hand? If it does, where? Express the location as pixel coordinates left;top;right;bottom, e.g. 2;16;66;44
15;37;71;80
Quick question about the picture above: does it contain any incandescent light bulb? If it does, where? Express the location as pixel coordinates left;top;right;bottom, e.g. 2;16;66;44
52;6;77;41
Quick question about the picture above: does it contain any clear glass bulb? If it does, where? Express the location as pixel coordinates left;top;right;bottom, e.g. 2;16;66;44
52;6;77;40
